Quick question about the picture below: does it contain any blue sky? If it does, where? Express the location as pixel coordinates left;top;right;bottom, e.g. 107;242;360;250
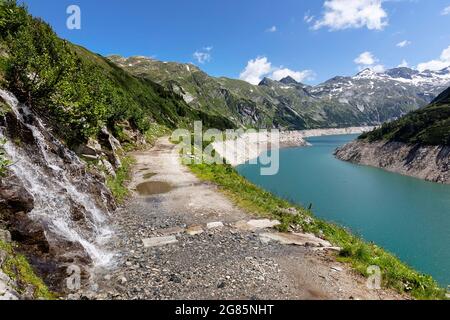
20;0;450;85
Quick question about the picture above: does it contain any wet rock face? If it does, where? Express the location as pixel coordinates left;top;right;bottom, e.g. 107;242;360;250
1;105;117;214
0;90;116;293
2;112;35;145
0;173;34;215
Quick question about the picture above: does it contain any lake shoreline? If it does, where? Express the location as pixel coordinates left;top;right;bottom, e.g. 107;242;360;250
335;139;450;184
213;126;375;166
237;134;450;289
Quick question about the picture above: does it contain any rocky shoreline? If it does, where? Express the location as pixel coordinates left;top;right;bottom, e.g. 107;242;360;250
335;140;450;184
214;126;375;166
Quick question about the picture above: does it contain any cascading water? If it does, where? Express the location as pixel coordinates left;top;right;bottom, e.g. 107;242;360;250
0;89;115;269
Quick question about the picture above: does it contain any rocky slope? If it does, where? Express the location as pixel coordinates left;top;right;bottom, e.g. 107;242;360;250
108;56;450;130
335;87;450;184
0;89;128;296
335;140;450;184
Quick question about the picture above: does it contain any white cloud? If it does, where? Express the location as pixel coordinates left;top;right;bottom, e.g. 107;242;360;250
193;47;212;64
370;64;386;73
266;26;277;33
441;6;450;15
271;68;315;82
396;40;411;48
239;56;314;85
304;13;315;24
354;51;385;72
239;57;273;85
417;45;450;71
313;0;388;31
354;51;377;65
398;59;409;68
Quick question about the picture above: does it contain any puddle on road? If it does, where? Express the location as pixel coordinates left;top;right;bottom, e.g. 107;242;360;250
136;181;173;196
143;172;156;179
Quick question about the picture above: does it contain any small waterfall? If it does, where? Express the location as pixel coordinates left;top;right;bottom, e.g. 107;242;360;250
0;89;114;268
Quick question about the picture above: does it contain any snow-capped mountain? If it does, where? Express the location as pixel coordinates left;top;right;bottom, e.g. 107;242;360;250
355;67;450;86
311;67;450;100
303;67;450;122
108;55;450;129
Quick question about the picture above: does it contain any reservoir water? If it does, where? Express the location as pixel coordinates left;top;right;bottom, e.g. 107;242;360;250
237;134;450;286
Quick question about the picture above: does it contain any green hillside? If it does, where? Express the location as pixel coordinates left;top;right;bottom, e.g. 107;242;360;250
0;1;233;147
359;87;450;146
108;56;369;130
108;56;436;130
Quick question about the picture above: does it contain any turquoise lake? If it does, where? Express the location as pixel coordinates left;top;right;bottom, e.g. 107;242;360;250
237;134;450;287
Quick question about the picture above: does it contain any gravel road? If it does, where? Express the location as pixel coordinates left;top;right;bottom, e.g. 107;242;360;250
79;138;404;300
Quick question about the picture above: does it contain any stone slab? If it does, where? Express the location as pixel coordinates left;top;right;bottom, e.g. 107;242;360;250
142;236;178;248
260;232;332;248
206;222;224;229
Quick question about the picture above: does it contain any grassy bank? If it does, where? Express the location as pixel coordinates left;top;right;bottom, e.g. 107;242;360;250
188;162;447;300
106;156;135;204
0;240;56;299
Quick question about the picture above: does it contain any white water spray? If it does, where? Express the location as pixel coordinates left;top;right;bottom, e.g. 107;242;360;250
0;90;114;267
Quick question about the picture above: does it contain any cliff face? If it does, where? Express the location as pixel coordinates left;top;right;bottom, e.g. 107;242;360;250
335;140;450;184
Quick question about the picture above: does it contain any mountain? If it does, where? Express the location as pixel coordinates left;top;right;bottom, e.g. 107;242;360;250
359;87;450;146
108;56;450;130
335;87;450;184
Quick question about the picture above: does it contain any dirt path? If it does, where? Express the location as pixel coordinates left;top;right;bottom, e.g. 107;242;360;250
91;137;404;300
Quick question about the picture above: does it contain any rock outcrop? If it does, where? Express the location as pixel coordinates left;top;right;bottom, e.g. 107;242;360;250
335;140;450;184
0;229;20;301
0;90;118;293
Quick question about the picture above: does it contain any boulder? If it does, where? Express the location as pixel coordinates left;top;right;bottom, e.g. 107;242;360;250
99;127;122;153
101;159;116;177
0;229;11;243
186;225;204;236
75;138;102;158
3;112;35;145
98;127;122;168
10;212;49;253
116;120;147;146
0;173;34;214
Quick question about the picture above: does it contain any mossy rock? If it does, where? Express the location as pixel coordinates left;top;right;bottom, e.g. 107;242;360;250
0;96;11;116
0;240;56;300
